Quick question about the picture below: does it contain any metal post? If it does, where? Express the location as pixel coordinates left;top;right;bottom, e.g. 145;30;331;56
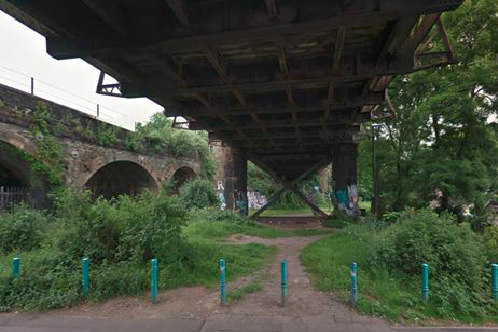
492;263;497;301
12;257;20;279
97;104;100;118
82;257;89;296
30;77;34;95
219;259;226;306
371;125;379;217
421;263;429;302
350;262;358;307
280;259;288;306
151;258;158;304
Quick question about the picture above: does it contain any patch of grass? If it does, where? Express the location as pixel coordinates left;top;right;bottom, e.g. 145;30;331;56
226;279;264;303
255;202;334;217
301;229;498;324
292;229;333;236
184;220;292;239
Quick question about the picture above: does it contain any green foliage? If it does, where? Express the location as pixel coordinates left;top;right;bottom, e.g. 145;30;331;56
483;225;498;264
0;204;47;254
0;191;282;311
96;122;120;146
373;209;486;290
185;208;291;238
357;0;498;214
303;209;498;323
26;102;65;185
322;213;350;229
54;190;185;263
134;114;217;178
179;179;219;210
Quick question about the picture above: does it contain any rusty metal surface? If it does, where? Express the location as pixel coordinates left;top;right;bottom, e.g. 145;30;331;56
0;0;463;179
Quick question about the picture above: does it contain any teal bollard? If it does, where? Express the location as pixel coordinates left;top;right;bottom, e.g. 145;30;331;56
421;263;429;302
280;259;288;306
12;257;20;279
82;258;89;296
350;262;358;307
219;259;226;306
492;263;497;301
151;258;158;304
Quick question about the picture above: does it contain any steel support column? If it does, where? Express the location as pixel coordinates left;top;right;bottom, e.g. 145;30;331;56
332;143;359;216
223;146;248;215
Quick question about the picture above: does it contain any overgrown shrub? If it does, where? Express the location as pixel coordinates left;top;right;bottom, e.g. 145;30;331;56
372;209;492;317
179;179;219;210
54;190;186;263
483;225;498;264
0;204;47;254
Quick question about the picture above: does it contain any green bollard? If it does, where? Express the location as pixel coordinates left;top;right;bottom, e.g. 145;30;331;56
280;259;288;306
82;257;89;296
421;263;429;302
350;262;358;307
219;259;226;306
12;257;20;279
151;258;158;304
492;263;497;301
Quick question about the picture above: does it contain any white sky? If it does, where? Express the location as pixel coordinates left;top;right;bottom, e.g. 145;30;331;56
0;11;163;130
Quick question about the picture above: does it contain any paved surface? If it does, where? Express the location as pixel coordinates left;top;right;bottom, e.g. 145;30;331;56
2;314;498;332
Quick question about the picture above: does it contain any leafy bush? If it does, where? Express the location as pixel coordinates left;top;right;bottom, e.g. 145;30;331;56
179;179;219;210
373;209;485;278
0;204;47;254
483;225;498;264
322;215;349;229
55;190;185;263
372;209;493;318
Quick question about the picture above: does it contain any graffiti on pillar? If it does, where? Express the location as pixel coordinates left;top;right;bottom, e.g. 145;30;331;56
218;190;226;211
247;191;267;210
347;183;359;215
335;183;359;216
335;189;347;212
217;181;224;190
235;191;248;216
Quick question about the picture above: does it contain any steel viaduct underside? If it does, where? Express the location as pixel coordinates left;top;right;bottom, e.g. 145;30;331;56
0;0;463;216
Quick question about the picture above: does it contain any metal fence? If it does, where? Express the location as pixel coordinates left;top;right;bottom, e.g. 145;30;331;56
0;186;48;212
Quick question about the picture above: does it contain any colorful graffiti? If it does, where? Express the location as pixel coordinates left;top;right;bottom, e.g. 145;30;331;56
334;182;359;216
248;191;267;210
235;191;248;216
218;190;226;211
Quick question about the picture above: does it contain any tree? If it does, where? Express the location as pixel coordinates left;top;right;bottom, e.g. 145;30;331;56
358;0;498;216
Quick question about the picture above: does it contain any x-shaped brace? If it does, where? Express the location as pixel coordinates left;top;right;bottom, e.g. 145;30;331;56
249;156;330;220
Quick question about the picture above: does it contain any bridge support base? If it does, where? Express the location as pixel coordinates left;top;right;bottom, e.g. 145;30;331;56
249;156;329;220
332;143;359;216
223;147;248;216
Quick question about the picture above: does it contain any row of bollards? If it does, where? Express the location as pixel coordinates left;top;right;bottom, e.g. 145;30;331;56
219;258;288;306
348;262;498;308
6;257;498;305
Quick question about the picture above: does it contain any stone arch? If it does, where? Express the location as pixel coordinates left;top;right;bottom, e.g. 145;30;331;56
171;166;196;193
84;160;158;199
0;140;32;188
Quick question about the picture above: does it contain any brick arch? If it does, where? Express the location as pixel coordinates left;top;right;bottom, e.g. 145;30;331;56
0;130;38;155
0;140;33;187
171;165;197;193
83;160;158;199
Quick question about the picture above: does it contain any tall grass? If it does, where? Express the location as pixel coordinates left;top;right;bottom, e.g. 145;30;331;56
301;222;498;324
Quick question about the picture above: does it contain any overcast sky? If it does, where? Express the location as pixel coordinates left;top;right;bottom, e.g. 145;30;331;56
0;11;163;130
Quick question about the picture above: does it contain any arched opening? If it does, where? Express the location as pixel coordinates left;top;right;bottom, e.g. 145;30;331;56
0;141;31;188
84;161;158;199
0;141;48;211
172;166;196;193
